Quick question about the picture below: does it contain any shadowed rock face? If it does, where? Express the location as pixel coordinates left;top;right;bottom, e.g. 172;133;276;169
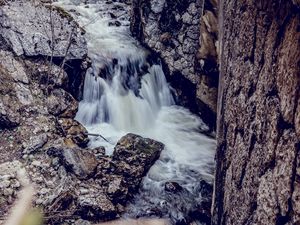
130;0;219;130
213;1;300;225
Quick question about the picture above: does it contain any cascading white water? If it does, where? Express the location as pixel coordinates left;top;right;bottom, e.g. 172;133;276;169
55;0;215;222
77;54;174;136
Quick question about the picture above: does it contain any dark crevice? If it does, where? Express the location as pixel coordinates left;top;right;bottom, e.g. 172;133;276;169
249;11;258;64
246;78;257;99
242;202;257;225
213;123;228;225
277;115;294;132
266;85;279;98
237;134;257;189
237;166;246;190
273;9;293;53
276;141;300;224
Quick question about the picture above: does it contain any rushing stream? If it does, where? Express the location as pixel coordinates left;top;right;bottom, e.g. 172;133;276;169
55;0;215;223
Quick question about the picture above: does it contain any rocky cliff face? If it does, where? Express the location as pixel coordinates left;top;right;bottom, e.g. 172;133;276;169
213;0;300;224
130;0;218;129
0;1;164;224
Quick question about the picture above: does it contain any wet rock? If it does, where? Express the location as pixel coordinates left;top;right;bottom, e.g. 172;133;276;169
47;144;98;179
164;181;183;193
198;180;213;198
113;133;164;173
108;21;122;27
187;181;213;225
92;146;106;156
110;134;164;198
96;156;116;176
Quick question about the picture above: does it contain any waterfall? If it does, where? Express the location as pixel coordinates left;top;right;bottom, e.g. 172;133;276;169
76;54;174;134
55;0;215;222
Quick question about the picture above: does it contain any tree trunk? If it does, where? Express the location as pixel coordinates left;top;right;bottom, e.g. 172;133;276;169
213;0;300;224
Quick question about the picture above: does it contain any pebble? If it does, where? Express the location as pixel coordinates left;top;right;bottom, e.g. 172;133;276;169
45;180;55;188
22;142;28;148
1;174;12;180
7;196;13;204
11;180;21;188
31;160;41;167
52;157;59;166
33;176;44;183
39;188;49;195
3;188;13;196
0;180;11;189
80;188;89;195
50;171;56;177
43;163;50;168
35;198;44;205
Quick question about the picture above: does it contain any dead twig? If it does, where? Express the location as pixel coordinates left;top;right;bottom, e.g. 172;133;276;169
86;133;110;143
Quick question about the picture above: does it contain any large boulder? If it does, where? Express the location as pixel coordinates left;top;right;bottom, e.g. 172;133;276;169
110;133;164;199
113;133;164;174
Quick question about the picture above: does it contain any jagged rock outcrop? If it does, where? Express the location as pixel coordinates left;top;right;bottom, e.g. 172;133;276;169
0;1;86;59
213;1;300;224
130;0;219;129
0;0;88;99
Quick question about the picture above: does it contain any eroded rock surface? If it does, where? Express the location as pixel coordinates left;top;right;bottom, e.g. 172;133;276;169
0;0;89;99
130;0;219;129
213;1;300;225
0;1;87;59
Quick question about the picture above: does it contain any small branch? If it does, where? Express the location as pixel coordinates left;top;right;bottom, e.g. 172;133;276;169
86;133;110;143
58;27;74;76
46;0;55;95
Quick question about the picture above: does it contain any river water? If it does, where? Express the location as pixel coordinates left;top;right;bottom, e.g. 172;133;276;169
55;0;215;223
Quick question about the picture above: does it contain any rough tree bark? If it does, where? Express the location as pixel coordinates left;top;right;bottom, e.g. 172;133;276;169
213;0;300;224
